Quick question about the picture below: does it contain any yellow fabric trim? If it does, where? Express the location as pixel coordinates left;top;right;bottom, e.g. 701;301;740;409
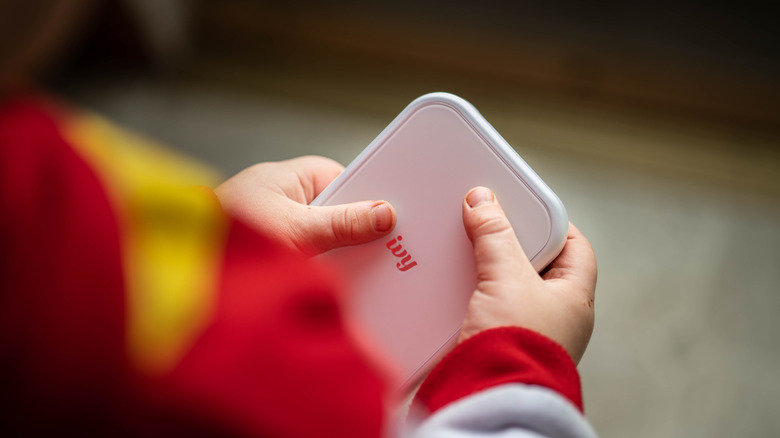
61;112;228;375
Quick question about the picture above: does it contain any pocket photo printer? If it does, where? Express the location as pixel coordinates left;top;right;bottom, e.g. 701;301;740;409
311;92;568;390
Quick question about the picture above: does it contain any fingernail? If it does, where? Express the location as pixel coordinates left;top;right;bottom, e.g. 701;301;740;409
372;202;392;232
467;187;494;208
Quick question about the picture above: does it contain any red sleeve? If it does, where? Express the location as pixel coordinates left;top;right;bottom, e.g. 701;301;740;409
0;96;128;433
0;96;385;437
414;326;584;414
145;220;386;437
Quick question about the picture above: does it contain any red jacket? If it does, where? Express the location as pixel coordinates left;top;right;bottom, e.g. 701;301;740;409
0;96;583;437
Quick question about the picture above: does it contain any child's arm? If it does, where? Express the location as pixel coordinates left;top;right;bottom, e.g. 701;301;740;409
409;187;598;437
0;97;392;437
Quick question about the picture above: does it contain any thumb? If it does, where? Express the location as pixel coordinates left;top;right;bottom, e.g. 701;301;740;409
462;187;536;285
294;200;396;255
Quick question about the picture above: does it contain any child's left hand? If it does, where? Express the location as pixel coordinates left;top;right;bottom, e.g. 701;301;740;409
215;155;397;255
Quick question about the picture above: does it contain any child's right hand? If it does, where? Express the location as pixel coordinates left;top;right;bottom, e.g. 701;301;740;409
459;187;597;363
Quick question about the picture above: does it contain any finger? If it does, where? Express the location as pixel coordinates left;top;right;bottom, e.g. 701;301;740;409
282;155;346;203
293;200;396;255
462;187;536;285
543;223;597;299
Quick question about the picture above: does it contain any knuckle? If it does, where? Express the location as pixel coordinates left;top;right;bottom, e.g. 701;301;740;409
331;206;362;243
472;211;513;237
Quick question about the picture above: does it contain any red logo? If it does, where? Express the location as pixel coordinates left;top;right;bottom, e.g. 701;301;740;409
386;235;418;272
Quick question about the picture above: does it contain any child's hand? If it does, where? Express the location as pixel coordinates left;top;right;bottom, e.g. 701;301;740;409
459;187;597;363
215;156;396;256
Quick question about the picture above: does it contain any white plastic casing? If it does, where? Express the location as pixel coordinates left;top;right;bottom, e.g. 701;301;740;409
311;92;568;391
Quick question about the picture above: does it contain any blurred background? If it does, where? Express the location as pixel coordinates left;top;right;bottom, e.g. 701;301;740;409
3;0;779;436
